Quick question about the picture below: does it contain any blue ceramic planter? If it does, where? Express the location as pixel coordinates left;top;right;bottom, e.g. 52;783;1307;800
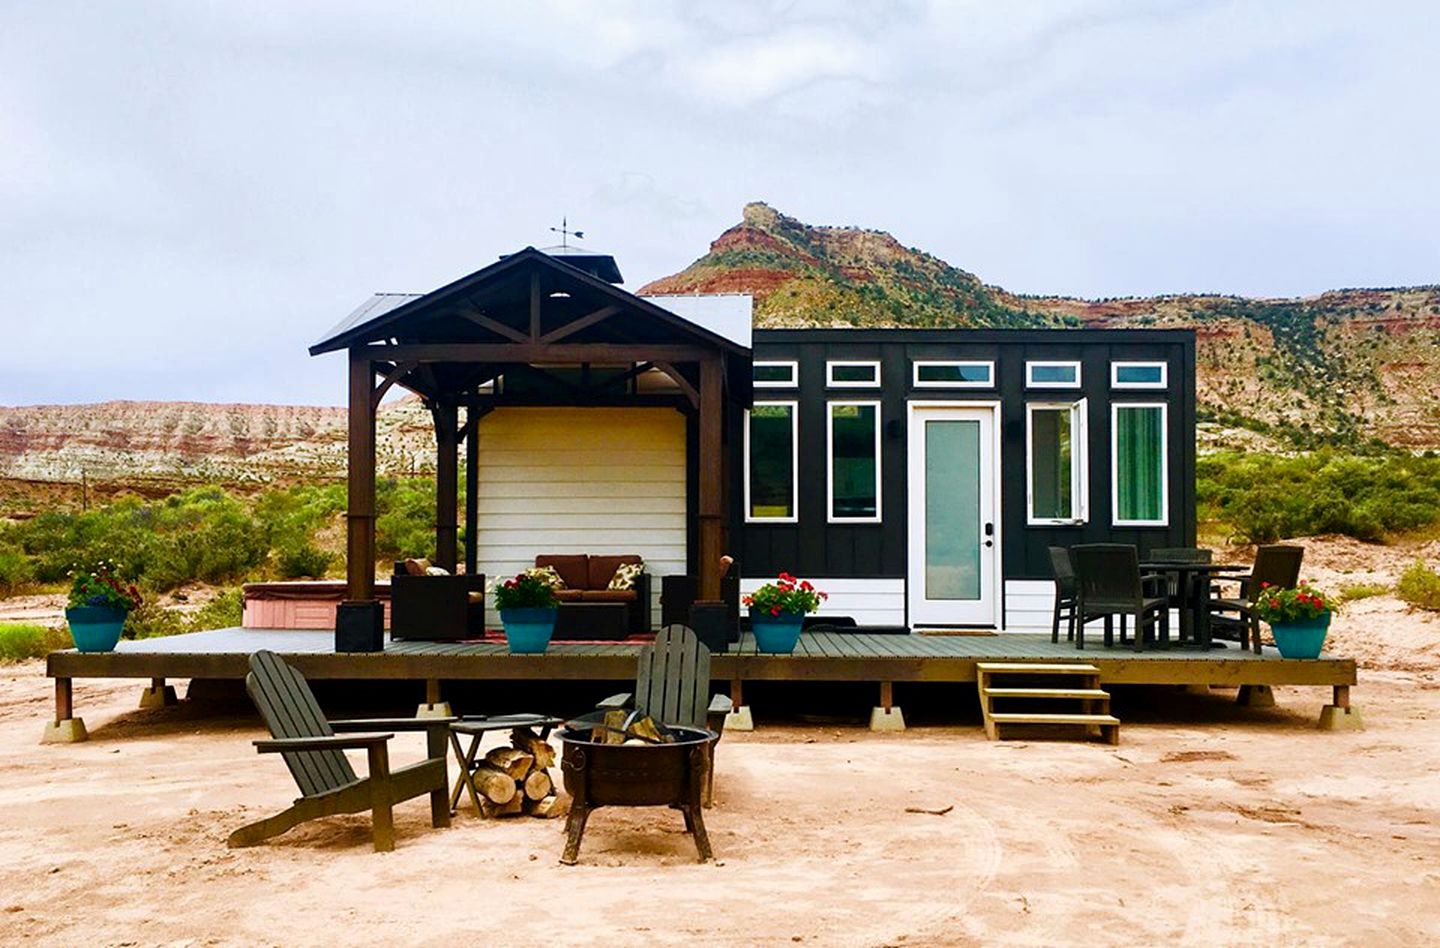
499;607;558;654
65;605;127;653
750;609;805;654
1269;613;1332;659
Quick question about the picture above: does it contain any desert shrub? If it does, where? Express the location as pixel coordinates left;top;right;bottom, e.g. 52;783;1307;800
1337;582;1389;602
276;542;334;579
1396;560;1440;611
188;588;244;630
253;483;345;549
124;598;187;639
0;544;32;595
375;477;437;560
0;623;72;662
1199;451;1440;543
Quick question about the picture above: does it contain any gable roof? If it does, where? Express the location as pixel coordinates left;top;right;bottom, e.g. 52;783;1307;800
309;247;750;357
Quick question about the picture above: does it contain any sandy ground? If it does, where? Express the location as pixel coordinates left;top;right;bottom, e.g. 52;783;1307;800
1;539;1439;946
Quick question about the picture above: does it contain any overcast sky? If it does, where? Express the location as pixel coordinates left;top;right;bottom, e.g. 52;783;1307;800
3;1;1437;406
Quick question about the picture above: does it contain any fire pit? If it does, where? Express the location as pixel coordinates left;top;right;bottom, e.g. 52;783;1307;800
557;724;715;865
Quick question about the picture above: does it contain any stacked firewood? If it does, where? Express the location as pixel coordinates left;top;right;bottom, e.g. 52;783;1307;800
471;728;567;819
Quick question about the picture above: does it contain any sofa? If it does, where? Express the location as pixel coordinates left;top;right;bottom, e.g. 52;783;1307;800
390;558;486;641
534;554;650;639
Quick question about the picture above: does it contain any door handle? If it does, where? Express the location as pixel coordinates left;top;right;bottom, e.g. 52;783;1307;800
983;522;994;547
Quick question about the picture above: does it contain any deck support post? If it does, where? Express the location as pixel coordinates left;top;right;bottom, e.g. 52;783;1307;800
432;401;459;573
1236;684;1276;708
417;678;451;718
138;677;179;709
870;680;905;732
696;357;724;604
464;408;480;576
344;351;378;604
1318;684;1363;731
723;678;753;731
41;678;87;744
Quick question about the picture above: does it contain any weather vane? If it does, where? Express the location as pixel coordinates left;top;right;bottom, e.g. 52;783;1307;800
549;217;584;249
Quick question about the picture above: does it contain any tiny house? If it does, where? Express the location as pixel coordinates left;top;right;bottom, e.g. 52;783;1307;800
734;328;1196;631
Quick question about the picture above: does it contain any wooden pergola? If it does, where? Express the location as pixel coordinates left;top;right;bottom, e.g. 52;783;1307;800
309;247;752;633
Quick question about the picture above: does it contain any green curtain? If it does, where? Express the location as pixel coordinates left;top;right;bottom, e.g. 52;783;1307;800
1116;407;1163;521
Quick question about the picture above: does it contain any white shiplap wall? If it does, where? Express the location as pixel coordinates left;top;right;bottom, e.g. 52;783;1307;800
474;407;686;628
740;577;906;626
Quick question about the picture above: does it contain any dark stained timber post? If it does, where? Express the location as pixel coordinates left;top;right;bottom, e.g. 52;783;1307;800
55;677;73;723
346;350;378;603
464;408;480;575
433;401;459;573
697;357;724;602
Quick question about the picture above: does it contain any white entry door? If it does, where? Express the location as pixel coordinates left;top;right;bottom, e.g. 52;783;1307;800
907;404;999;627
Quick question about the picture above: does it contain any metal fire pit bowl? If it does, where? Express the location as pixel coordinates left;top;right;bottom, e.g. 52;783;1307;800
557;724;716;865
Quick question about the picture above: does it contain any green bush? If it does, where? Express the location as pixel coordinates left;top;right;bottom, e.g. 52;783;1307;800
1397;560;1440;611
124;598;187;639
375;478;438;560
1199;451;1440;543
0;623;72;662
276;542;334;579
0;544;32;594
1337;582;1389;602
188;588;244;630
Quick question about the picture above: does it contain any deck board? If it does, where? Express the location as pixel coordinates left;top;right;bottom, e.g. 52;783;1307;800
45;627;1357;689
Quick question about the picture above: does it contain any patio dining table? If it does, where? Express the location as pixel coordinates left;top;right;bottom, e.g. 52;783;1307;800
1140;561;1248;651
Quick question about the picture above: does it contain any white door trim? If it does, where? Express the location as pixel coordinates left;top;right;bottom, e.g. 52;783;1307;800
906;400;1003;627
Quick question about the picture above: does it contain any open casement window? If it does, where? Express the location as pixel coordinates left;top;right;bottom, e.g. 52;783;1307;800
827;402;881;522
1111;403;1168;526
746;402;798;522
1026;400;1088;524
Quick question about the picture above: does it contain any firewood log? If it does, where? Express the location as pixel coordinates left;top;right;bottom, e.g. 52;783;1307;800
470;763;517;805
595;709;629;745
525;793;569;819
484;746;535;780
509;729;557;770
523;769;552;801
626;715;671;744
480;794;525;818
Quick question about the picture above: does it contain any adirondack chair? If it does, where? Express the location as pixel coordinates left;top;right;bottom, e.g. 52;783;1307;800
590;624;732;805
228;650;452;853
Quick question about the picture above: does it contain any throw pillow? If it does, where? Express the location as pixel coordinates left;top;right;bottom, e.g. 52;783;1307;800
403;557;432;576
524;565;567;589
607;562;644;591
425;566;450;576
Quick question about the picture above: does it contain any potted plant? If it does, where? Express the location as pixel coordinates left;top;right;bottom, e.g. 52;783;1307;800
493;572;560;654
65;560;143;653
1250;580;1337;659
743;572;827;654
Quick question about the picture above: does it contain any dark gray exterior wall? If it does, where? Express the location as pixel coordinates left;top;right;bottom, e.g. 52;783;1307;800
734;328;1197;584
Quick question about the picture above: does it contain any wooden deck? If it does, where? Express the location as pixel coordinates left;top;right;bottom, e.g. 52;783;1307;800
47;627;1356;689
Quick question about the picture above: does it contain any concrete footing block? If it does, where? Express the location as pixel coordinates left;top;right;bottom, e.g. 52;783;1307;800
416;702;453;719
1183;684;1211;696
139;684;179;710
723;706;754;732
41;718;88;744
869;706;906;732
1318;704;1364;731
1236;684;1276;708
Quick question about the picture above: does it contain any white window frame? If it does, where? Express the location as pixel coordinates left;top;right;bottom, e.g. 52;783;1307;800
744;400;799;523
1025;360;1082;390
1025;399;1089;525
753;360;798;389
1110;402;1169;527
1110;361;1168;390
826;400;883;523
826;360;881;389
912;360;995;389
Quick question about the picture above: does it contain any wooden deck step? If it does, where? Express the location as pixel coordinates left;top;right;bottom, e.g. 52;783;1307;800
988;712;1120;726
975;663;1100;675
982;687;1110;700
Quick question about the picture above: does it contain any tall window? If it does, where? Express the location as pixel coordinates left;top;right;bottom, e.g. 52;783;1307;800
1112;404;1167;525
1027;401;1087;523
828;402;881;521
746;403;798;521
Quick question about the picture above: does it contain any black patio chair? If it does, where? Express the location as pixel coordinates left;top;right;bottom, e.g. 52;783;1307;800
1049;547;1080;643
1209;544;1305;655
1071;544;1170;652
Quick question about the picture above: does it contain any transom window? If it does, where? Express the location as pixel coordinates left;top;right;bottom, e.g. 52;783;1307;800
753;361;798;388
1027;401;1088;524
912;360;994;388
746;402;798;522
1026;361;1081;389
1111;361;1167;389
826;360;881;388
1112;403;1168;526
828;402;881;522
